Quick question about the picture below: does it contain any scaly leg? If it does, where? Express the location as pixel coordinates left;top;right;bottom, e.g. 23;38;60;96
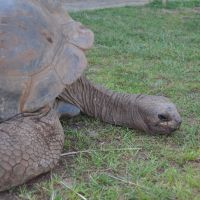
0;108;64;191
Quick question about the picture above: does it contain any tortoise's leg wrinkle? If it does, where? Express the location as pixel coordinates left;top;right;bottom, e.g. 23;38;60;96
0;110;64;192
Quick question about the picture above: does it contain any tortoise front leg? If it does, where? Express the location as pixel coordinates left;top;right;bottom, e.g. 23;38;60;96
0;108;64;192
54;100;80;118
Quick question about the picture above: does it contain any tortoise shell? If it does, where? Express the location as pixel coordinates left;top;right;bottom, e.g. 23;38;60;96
0;0;94;120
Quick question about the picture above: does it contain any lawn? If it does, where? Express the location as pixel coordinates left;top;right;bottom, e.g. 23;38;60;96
17;2;200;200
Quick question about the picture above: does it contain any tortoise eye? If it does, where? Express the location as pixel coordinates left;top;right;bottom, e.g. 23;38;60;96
158;114;169;121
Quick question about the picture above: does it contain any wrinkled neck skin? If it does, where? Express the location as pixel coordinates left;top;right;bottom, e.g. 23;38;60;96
59;76;149;132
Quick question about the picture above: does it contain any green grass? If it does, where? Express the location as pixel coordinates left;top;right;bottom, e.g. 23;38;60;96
17;4;200;200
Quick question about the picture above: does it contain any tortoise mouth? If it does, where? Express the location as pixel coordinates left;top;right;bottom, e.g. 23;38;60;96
147;119;182;135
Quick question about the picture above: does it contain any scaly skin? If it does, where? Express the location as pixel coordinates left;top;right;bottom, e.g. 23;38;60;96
0;108;64;192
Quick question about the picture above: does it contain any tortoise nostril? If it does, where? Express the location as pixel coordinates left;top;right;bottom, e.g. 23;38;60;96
176;118;182;126
158;114;169;121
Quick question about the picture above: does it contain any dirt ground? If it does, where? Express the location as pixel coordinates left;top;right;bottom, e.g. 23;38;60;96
62;0;150;11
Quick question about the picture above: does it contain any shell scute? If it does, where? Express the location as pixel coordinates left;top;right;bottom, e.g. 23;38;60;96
0;0;93;120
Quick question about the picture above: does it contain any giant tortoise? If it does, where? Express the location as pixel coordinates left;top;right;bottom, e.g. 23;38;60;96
0;0;181;191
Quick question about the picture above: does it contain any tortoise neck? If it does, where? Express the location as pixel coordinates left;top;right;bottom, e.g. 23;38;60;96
59;76;145;130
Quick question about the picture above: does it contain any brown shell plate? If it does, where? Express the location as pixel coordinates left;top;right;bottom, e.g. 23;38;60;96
0;0;94;120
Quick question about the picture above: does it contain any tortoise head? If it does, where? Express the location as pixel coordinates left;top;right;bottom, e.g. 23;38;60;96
133;95;182;134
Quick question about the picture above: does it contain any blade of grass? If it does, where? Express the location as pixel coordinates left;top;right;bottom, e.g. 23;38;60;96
61;148;142;156
60;181;88;200
104;173;150;192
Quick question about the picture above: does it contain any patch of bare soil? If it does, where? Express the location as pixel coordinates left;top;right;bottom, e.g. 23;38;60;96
192;7;200;13
62;0;149;11
162;7;200;15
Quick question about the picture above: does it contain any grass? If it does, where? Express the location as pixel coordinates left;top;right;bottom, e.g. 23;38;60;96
15;3;200;200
